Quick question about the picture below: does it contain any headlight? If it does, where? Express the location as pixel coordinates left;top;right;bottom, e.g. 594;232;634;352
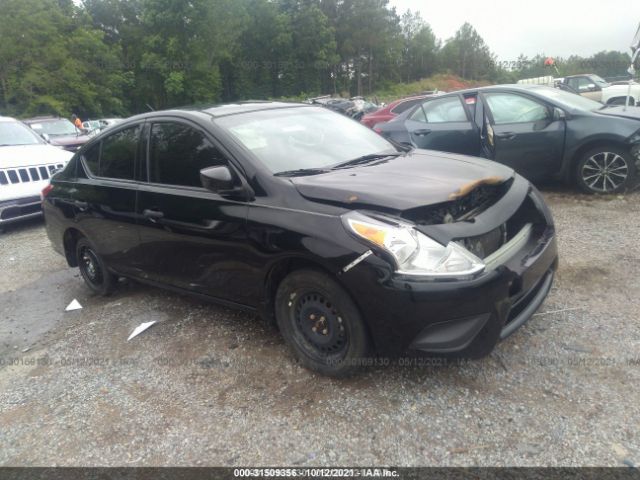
343;212;484;279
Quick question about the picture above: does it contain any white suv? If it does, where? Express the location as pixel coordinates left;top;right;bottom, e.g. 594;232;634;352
0;116;73;231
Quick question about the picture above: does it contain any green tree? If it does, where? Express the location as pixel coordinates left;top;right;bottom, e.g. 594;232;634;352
400;10;439;82
439;22;497;81
0;0;125;117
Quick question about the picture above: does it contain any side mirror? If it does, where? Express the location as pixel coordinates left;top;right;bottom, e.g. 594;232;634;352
553;107;566;121
200;165;236;192
42;133;50;142
587;83;597;91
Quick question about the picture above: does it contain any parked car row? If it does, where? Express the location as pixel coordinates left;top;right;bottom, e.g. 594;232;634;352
23;116;91;152
82;117;123;134
517;73;640;106
308;95;380;121
369;85;640;194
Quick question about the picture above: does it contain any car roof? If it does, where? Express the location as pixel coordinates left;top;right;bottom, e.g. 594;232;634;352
564;74;596;78
435;84;558;96
0;116;18;123
119;101;312;124
201;101;309;117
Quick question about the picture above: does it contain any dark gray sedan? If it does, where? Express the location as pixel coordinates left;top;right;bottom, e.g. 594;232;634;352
376;85;640;194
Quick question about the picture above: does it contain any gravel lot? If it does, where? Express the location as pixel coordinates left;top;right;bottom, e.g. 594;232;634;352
1;186;639;467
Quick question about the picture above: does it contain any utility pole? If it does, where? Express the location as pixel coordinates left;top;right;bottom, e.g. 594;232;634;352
624;23;640;111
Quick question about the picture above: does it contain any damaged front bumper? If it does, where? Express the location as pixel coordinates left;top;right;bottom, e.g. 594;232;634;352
339;178;558;357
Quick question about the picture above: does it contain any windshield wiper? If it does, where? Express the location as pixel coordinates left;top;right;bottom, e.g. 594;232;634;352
274;167;331;177
330;152;401;170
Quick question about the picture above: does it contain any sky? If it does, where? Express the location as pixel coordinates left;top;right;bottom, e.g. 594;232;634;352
389;0;640;61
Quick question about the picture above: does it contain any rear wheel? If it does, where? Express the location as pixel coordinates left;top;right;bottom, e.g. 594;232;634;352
76;238;115;295
575;145;636;194
275;269;371;377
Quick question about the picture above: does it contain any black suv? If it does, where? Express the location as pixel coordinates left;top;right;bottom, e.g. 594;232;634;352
43;102;558;376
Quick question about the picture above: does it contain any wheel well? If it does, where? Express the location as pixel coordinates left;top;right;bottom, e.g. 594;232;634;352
262;256;378;350
569;140;629;180
261;257;333;323
62;228;84;267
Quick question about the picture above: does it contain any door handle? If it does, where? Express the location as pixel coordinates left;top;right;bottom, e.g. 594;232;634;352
73;200;88;211
143;209;164;221
413;129;432;136
496;132;517;140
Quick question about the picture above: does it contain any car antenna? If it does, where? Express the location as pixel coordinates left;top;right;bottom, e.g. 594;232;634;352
146;103;155;112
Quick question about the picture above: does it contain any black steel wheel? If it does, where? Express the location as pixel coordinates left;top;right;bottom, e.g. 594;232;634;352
576;145;636;194
275;269;371;377
76;237;115;295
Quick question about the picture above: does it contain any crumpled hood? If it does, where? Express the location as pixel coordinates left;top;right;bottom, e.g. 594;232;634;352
292;149;514;211
596;105;640;121
0;144;73;169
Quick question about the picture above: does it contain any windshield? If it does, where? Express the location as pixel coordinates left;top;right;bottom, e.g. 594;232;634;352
532;86;605;111
215;106;396;174
0;121;44;146
29;119;79;136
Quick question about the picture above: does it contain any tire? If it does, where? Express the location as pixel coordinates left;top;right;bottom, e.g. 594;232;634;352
76;237;115;295
275;269;371;377
575;145;636;194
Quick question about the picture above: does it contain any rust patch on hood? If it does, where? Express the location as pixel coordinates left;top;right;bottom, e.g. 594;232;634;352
448;176;504;200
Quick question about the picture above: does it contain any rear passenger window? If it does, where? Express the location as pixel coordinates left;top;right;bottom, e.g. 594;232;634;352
100;126;140;179
82;143;100;176
390;98;423;114
409;97;468;123
149;122;227;188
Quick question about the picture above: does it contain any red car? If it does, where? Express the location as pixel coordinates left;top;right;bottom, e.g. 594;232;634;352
360;94;434;129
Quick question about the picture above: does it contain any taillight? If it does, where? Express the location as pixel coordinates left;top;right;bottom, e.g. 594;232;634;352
41;183;54;201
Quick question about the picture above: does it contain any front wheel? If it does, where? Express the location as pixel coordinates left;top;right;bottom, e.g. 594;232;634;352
275;269;371;377
76;238;115;295
575;145;636;194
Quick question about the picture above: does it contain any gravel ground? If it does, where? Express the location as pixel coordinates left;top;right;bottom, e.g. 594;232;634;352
0;187;639;467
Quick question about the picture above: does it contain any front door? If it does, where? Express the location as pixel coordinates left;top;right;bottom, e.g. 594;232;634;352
136;120;252;305
480;92;566;180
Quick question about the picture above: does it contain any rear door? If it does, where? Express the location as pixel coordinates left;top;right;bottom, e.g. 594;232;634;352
403;95;480;155
480;91;566;179
136;119;253;304
72;124;144;276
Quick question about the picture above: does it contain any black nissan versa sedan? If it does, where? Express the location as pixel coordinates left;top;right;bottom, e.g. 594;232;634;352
42;102;558;376
376;85;640;194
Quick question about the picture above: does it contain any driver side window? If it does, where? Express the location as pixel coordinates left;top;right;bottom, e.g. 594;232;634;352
148;122;227;188
485;93;550;125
